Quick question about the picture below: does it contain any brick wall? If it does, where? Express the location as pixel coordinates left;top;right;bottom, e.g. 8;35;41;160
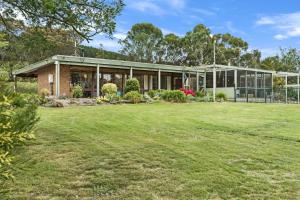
37;65;71;97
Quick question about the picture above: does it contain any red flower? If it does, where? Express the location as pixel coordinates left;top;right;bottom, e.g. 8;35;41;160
179;88;195;96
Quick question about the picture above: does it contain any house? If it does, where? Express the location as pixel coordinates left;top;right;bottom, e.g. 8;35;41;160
13;55;278;102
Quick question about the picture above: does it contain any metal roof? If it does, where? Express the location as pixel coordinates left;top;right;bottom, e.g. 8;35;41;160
14;55;276;75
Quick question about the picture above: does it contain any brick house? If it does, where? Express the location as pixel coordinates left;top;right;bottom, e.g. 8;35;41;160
13;55;275;101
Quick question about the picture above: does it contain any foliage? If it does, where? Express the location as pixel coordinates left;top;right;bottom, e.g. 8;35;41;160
124;91;142;104
161;90;187;103
162;34;184;65
39;88;50;104
216;92;227;101
186;94;196;102
101;83;117;95
147;90;164;98
273;77;285;90
179;88;196;96
72;85;83;98
0;93;38;182
182;24;211;66
204;93;213;102
143;94;153;103
96;96;110;104
40;88;50;97
1;0;124;41
195;90;205;97
120;23;164;62
79;45;129;60
124;78;140;94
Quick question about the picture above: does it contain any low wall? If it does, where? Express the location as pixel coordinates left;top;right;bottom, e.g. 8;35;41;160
206;87;235;99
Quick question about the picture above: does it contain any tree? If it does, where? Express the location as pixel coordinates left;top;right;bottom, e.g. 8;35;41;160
279;48;300;72
162;33;184;65
0;27;77;80
240;50;261;68
120;23;163;63
215;33;248;66
0;93;38;182
0;0;124;41
261;56;282;71
182;24;211;66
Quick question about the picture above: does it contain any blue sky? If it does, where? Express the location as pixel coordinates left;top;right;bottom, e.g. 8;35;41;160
83;0;300;58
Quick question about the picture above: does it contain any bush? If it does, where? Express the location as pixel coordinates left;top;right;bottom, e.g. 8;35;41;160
124;78;140;93
40;88;50;97
186;94;196;102
216;92;227;101
124;91;142;104
179;88;196;96
101;83;117;95
147;90;164;98
161;90;187;103
0;93;39;182
204;93;213;102
196;90;205;97
96;96;109;104
72;84;83;98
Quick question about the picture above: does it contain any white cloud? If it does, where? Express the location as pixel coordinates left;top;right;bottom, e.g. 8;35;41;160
126;0;187;16
192;8;216;16
127;1;165;16
256;12;300;40
226;21;245;35
256;17;275;25
167;0;186;9
127;0;166;16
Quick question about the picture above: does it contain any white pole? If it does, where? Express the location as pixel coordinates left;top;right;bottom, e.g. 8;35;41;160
234;69;238;102
13;75;17;93
224;70;227;88
158;69;161;90
130;67;133;79
55;60;60;97
234;70;237;89
271;73;274;102
285;75;288;103
203;71;206;91
213;40;216;66
182;72;185;88
213;67;216;102
96;65;100;97
255;71;257;100
196;71;199;91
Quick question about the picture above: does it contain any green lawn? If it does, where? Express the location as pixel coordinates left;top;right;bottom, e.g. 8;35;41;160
2;102;300;199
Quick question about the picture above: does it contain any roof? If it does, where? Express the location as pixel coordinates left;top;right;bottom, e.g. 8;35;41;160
13;55;276;75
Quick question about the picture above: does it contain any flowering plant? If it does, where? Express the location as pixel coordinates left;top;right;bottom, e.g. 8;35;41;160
179;88;196;97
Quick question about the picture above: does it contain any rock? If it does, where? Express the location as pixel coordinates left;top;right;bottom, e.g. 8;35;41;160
73;98;96;106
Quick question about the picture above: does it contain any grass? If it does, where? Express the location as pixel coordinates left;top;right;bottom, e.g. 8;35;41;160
2;102;300;199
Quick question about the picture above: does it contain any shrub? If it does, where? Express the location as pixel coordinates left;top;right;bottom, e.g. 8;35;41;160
204;93;213;102
124;91;142;104
179;88;196;96
161;90;187;103
196;90;205;97
40;88;50;97
124;78;140;93
72;84;83;98
186;94;196;102
0;93;38;182
96;96;109;104
147;90;164;98
101;83;117;95
216;92;227;101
